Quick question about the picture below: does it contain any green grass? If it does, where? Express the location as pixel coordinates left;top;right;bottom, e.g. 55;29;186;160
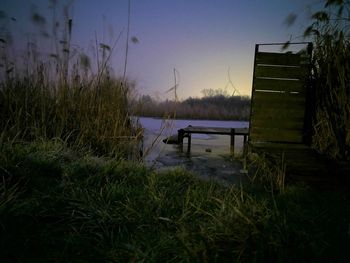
1;140;350;262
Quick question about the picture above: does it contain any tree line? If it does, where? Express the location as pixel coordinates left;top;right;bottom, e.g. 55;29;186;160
131;93;251;121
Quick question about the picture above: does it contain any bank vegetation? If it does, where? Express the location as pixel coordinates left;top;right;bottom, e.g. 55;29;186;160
133;92;251;121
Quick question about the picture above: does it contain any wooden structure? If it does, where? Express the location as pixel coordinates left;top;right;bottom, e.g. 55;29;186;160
249;42;313;146
177;126;248;155
248;43;314;173
246;43;350;182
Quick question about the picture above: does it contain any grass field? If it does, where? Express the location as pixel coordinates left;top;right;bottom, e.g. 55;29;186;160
1;140;350;262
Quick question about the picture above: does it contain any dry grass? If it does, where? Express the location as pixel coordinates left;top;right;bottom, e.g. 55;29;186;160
307;1;350;160
0;2;142;158
247;150;286;193
0;63;142;157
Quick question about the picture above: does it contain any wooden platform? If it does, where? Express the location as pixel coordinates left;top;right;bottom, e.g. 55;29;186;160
246;43;350;186
177;126;249;154
250;143;350;187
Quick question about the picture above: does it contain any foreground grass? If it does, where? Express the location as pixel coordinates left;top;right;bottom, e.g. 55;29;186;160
1;141;350;262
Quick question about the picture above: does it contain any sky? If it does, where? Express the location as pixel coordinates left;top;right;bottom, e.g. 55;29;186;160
1;0;319;100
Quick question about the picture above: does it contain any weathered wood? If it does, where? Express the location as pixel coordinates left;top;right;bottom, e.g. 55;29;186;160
250;78;307;144
178;129;184;151
251;117;305;130
252;91;306;106
230;128;235;154
256;52;307;66
187;133;191;153
250;127;304;143
246;41;330;183
182;126;248;136
248;43;314;163
254;65;309;80
250;142;309;150
251;119;305;130
253;78;306;93
251;106;305;118
251;100;306;111
174;126;249;155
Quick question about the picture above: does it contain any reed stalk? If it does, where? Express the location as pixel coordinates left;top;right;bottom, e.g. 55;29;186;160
0;2;141;158
306;0;350;160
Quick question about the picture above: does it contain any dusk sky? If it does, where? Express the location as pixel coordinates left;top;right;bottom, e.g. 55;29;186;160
1;0;319;99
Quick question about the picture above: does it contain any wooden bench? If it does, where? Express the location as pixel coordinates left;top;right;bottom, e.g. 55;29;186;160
177;126;248;155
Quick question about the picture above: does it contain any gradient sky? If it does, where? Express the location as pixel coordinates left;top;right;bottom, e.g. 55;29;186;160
1;0;319;99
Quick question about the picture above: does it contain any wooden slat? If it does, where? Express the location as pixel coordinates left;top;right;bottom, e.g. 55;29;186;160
253;78;306;93
251;100;306;110
250;142;310;150
250;127;304;143
251;100;306;133
251;111;304;127
252;91;306;106
251;119;305;130
181;126;248;135
256;52;302;66
251;104;305;117
251;104;305;130
254;65;308;80
250;134;304;144
251;104;305;116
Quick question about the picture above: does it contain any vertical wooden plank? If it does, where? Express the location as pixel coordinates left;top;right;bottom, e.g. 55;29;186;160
230;128;235;155
248;44;259;143
187;133;191;153
178;129;184;152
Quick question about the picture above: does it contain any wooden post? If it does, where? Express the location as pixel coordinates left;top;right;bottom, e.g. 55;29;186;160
178;129;184;151
187;133;191;153
230;128;235;156
243;134;248;157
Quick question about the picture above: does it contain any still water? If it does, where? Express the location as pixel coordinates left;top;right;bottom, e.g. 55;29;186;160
138;117;249;185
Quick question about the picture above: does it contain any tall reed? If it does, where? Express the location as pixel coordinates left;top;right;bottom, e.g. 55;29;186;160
0;3;141;158
0;64;140;157
306;0;350;159
284;0;350;159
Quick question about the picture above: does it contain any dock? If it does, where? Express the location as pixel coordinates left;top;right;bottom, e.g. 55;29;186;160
176;126;249;154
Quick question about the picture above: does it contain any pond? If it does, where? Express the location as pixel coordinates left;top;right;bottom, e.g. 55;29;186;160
138;117;249;185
